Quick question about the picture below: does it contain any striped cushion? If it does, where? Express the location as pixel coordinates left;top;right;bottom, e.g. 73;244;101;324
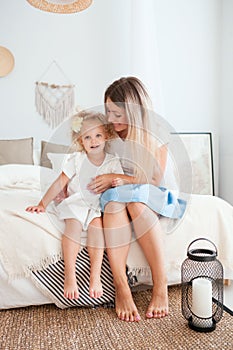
31;248;115;308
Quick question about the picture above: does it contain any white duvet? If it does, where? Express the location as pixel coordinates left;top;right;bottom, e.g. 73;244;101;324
0;164;233;286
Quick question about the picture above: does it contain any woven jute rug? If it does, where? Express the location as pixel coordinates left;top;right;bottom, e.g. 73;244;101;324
0;286;232;350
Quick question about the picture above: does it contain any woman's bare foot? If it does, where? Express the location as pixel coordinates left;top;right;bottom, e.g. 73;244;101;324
115;282;141;322
64;276;79;299
89;274;103;298
145;284;169;319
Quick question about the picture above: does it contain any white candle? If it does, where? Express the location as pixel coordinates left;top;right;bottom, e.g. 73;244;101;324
192;278;213;328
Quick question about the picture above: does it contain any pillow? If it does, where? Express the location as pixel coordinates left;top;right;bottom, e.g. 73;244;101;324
0;164;57;191
40;141;73;168
0;137;33;165
47;153;70;173
33;149;41;165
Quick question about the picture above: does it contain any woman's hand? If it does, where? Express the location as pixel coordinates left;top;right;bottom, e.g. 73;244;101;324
112;177;125;187
87;174;115;194
54;187;68;204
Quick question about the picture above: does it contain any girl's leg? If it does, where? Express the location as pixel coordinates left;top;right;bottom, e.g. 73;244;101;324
87;217;105;298
62;219;82;299
127;202;169;319
104;202;140;322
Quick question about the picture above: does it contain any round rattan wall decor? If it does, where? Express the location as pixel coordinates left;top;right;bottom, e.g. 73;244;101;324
0;46;15;77
26;0;92;14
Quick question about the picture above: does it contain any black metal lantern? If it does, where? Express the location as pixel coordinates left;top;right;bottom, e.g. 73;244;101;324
181;238;224;332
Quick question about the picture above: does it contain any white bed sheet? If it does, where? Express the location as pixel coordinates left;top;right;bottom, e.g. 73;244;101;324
0;262;50;309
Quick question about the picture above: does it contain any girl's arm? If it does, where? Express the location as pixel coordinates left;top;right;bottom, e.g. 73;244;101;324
26;172;70;213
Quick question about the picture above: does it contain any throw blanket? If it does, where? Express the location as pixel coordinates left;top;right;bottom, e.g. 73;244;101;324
1;164;233;308
0;164;65;278
0;188;64;278
1;166;233;282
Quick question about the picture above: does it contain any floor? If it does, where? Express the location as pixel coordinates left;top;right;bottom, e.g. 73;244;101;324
224;280;233;314
133;281;233;315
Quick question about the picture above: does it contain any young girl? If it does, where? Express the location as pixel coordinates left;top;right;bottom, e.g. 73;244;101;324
88;77;186;322
26;111;123;300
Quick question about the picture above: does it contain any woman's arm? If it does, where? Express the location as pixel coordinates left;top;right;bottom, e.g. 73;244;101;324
88;145;168;193
87;173;136;194
152;144;168;186
26;172;70;213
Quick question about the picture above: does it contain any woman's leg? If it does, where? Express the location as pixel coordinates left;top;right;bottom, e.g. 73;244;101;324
62;219;82;299
87;217;105;298
127;202;169;319
104;201;140;322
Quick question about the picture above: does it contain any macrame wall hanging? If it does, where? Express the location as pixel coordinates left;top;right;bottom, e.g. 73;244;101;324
35;60;75;128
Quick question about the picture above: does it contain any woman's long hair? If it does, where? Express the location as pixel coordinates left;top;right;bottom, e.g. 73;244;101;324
104;77;159;183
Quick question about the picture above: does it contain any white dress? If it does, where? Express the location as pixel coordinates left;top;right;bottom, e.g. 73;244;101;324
56;151;123;230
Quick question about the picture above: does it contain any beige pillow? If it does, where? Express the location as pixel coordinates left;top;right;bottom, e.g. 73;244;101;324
40;140;73;168
0;137;34;165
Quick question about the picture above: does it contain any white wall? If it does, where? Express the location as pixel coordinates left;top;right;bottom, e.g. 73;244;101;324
219;0;233;205
153;0;221;197
0;0;131;146
0;0;232;203
154;0;221;132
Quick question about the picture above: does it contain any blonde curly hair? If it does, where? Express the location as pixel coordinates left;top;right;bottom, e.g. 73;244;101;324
71;110;116;151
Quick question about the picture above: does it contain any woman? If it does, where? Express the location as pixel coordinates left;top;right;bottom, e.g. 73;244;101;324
87;77;186;322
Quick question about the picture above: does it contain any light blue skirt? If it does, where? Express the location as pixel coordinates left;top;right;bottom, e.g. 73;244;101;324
100;184;186;219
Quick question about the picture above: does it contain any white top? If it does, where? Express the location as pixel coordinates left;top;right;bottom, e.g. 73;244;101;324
63;151;123;207
105;111;171;178
56;151;124;229
106;136;179;190
106;138;134;176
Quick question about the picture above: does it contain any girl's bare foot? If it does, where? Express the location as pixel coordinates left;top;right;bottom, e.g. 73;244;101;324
89;274;103;298
115;282;141;322
64;276;79;299
145;284;169;319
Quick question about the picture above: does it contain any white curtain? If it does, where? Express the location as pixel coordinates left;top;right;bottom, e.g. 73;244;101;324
129;0;164;115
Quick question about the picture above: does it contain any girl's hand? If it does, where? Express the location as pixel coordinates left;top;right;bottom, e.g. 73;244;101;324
87;174;115;194
25;204;45;213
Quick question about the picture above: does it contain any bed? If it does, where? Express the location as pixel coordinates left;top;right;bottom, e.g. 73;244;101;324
0;137;233;309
